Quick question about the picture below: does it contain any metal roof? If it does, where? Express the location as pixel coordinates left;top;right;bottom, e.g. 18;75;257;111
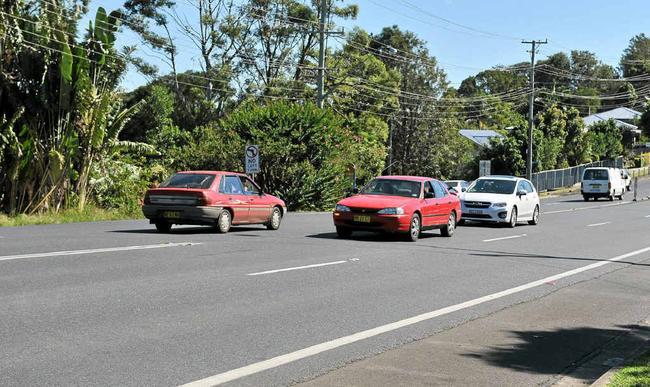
458;129;504;147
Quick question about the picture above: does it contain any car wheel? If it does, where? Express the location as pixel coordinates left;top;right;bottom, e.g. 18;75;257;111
266;207;282;230
508;207;518;228
336;226;352;238
528;205;540;225
406;214;421;242
155;221;171;233
609;193;614;201
583;195;590;202
441;212;456;237
216;210;232;233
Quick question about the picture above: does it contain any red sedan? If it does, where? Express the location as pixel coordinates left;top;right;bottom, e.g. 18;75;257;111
142;171;286;233
333;176;462;241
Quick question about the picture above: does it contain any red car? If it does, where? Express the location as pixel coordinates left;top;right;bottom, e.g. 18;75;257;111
333;176;462;241
142;171;286;233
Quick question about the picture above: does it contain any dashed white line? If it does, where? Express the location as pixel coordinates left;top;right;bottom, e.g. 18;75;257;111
587;222;611;227
247;260;348;276
0;242;200;262
482;234;527;243
645;215;650;218
181;245;650;387
544;201;630;214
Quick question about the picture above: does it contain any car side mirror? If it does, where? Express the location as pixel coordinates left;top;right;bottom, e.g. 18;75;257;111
517;190;527;197
424;192;435;199
352;187;360;194
461;188;467;192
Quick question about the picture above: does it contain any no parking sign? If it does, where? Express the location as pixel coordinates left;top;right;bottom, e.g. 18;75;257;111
245;145;260;174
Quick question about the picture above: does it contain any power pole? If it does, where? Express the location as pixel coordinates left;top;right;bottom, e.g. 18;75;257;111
522;39;547;180
315;0;344;108
316;0;328;109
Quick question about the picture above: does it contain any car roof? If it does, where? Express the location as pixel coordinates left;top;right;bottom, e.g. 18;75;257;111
176;171;244;176
477;175;520;181
376;175;432;182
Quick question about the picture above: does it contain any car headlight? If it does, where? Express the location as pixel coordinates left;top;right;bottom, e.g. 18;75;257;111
377;207;405;215
335;204;351;212
492;202;507;208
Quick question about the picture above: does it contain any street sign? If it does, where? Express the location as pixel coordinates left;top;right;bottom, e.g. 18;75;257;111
479;160;491;177
245;145;260;174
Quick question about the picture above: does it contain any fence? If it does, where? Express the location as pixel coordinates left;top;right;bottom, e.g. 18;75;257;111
531;157;624;192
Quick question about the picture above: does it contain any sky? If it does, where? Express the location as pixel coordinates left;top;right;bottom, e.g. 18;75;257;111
84;0;650;91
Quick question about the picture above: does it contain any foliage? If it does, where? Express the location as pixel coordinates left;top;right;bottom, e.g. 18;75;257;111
588;119;623;160
608;351;650;387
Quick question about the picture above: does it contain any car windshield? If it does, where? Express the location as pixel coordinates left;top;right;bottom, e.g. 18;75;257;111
467;179;516;194
583;169;609;181
360;179;421;198
160;173;215;189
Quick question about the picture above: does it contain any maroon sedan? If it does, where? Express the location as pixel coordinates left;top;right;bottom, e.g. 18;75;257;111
333;176;462;241
143;171;286;233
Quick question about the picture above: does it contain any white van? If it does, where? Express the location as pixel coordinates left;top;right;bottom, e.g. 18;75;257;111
581;167;626;201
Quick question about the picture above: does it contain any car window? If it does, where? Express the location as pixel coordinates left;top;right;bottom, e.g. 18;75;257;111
433;181;447;198
219;176;244;194
524;181;535;193
160;173;215;189
461;181;469;189
583;169;608;180
468;179;516;194
239;176;260;195
360;179;422;198
516;181;526;193
424;181;435;197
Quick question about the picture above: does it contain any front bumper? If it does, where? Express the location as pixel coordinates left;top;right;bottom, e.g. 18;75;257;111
332;212;410;233
142;204;224;225
460;204;511;223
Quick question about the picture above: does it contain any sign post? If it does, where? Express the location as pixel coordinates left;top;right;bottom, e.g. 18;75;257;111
245;145;260;179
479;160;491;177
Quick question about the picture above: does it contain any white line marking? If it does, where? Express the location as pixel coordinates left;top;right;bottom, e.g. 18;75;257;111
587;222;611;227
247;260;347;276
645;215;650;218
544;201;629;214
181;245;650;387
0;242;200;262
482;234;527;243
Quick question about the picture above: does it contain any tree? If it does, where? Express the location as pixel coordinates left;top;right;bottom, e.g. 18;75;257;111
588;120;623;161
620;34;650;78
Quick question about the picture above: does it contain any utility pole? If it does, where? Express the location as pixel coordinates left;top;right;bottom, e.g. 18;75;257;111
315;0;344;108
522;39;547;180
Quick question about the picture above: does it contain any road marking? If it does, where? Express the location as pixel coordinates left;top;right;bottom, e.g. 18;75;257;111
544;201;630;214
482;234;527;243
0;242;200;262
181;245;650;387
247;260;348;276
587;222;611;227
645;215;650;218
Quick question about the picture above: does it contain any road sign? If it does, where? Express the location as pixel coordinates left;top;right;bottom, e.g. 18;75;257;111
245;145;260;174
479;160;491;177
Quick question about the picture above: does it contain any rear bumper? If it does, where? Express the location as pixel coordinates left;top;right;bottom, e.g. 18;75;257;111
332;212;411;233
142;204;223;225
581;190;612;198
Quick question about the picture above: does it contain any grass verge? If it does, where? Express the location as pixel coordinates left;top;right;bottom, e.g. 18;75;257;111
609;351;650;387
0;206;142;227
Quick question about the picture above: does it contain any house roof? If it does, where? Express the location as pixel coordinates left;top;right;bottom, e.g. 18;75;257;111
588;107;641;121
459;129;504;147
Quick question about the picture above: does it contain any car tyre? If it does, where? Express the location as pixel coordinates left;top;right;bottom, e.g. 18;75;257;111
406;214;421;242
507;207;518;228
155;221;171;233
441;212;456;237
609;193;614;201
336;226;352;238
266;207;282;230
583;195;590;202
216;210;232;233
528;205;540;225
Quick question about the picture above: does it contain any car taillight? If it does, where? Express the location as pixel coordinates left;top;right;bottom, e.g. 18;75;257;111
197;192;209;205
144;192;151;205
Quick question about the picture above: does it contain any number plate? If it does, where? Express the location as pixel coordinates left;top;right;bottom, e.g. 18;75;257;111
162;211;181;218
353;215;371;223
590;184;601;188
468;210;483;215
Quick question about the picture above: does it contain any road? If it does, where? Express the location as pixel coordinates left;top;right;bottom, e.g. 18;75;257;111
1;179;650;386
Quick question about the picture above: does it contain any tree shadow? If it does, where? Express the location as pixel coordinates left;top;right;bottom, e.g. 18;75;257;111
463;325;649;382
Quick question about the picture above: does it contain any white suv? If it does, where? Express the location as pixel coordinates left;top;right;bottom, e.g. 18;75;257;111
460;176;540;228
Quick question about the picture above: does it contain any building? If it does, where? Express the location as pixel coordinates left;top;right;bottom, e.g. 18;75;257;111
582;107;642;135
458;129;505;148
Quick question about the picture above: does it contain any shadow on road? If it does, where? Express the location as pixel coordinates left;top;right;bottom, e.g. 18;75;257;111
306;231;442;242
463;325;648;382
422;245;650;267
108;226;265;235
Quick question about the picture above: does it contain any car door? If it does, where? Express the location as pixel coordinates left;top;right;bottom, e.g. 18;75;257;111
239;176;270;223
421;181;439;227
433;180;453;225
219;175;250;223
524;180;539;210
515;180;532;218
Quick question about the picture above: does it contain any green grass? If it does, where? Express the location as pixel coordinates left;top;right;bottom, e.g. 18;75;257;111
609;352;650;387
0;206;142;227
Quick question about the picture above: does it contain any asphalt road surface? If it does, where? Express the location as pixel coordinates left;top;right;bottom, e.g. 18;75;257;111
2;179;650;386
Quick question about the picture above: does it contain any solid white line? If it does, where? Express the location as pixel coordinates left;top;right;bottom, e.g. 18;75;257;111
247;260;347;276
0;242;201;262
181;245;650;387
587;222;611;227
482;234;527;243
544;201;630;214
